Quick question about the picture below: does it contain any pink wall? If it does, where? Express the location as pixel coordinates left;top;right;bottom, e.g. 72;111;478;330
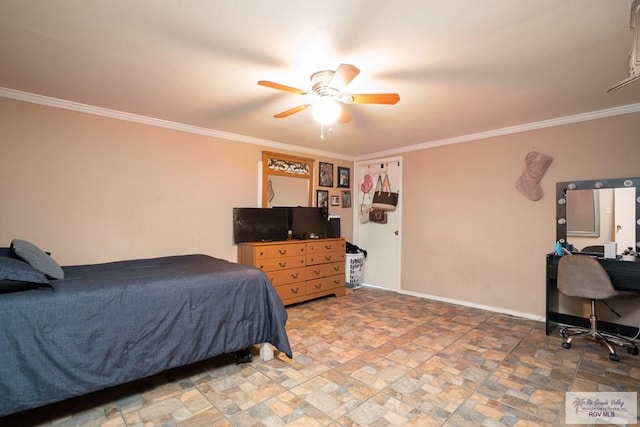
401;112;640;323
2;95;639;325
0;97;353;265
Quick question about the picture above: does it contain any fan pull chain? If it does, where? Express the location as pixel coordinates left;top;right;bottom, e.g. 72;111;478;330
319;124;334;140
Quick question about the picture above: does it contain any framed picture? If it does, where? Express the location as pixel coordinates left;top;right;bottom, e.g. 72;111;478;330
319;162;333;187
316;189;329;208
330;195;340;206
337;166;350;188
341;190;351;208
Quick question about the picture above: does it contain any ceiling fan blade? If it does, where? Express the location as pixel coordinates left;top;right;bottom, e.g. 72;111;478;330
258;80;308;95
348;93;400;105
330;64;360;90
273;104;310;118
336;109;352;124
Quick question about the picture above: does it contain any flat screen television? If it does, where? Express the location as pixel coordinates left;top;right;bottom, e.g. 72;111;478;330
290;207;328;239
232;208;289;243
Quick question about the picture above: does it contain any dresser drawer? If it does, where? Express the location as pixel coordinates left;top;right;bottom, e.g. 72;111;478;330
274;282;306;301
306;261;344;280
307;240;346;255
266;267;306;286
265;243;306;259
307;250;345;266
306;274;344;295
237;238;346;306
256;255;306;272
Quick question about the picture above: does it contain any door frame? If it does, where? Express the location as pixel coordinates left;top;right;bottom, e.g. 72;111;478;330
353;156;403;291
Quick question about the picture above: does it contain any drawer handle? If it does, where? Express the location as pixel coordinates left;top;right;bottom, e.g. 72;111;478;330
334;279;341;284
333;266;340;271
325;256;332;261
279;261;287;268
314;283;322;289
279;249;287;255
313;269;321;275
291;273;299;279
291;287;300;294
259;264;264;269
325;245;332;250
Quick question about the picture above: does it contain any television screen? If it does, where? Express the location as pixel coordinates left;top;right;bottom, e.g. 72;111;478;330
233;208;289;243
291;207;328;239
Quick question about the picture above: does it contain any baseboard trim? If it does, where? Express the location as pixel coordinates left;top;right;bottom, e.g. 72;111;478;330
362;286;546;322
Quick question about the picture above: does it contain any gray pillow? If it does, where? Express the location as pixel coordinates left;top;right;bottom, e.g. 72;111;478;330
11;239;65;280
0;257;51;292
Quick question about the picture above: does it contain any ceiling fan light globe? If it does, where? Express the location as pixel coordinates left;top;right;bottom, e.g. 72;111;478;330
313;97;341;125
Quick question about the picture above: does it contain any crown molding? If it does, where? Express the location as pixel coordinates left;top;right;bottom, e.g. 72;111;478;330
2;87;639;163
0;87;353;161
356;102;640;161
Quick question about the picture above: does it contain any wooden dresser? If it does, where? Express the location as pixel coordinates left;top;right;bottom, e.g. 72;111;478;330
238;238;346;306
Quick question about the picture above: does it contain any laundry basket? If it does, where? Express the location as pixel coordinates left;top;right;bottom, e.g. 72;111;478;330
345;252;365;289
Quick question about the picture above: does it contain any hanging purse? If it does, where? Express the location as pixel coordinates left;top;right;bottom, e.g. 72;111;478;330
371;174;399;211
369;209;387;224
360;174;373;193
359;192;371;224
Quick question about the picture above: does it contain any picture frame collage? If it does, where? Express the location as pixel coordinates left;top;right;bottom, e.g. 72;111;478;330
317;162;351;208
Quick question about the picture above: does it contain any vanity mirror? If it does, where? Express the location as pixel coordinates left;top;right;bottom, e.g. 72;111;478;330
556;177;640;253
262;151;314;208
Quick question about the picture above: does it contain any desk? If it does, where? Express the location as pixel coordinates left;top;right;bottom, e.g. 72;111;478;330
545;254;640;335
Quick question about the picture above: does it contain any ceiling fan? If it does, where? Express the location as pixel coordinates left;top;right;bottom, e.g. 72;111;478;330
258;63;400;125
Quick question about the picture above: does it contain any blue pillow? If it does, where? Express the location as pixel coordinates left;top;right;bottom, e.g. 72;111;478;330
0;257;52;293
0;247;11;258
11;239;65;280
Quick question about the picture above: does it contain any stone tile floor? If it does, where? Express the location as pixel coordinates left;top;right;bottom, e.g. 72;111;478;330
2;288;639;426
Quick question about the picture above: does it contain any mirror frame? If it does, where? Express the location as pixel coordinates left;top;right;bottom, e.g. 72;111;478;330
262;151;314;208
556;177;640;250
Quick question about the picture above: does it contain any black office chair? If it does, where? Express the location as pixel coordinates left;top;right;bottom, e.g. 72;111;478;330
580;245;605;255
557;255;639;361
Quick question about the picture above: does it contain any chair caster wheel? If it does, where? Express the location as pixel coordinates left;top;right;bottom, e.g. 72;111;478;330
627;347;639;356
609;353;620;362
562;342;571;349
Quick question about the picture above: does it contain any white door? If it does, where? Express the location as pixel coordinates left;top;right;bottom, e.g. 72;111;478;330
353;157;402;291
614;187;636;253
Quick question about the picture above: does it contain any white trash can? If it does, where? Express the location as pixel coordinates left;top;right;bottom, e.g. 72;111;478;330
345;253;365;289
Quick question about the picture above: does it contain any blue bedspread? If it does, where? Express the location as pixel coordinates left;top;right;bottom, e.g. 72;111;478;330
0;254;292;416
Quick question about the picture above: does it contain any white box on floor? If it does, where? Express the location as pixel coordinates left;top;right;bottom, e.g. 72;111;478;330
604;241;617;259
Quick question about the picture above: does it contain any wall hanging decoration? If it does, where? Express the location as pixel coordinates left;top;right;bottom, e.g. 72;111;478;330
337;166;350;188
515;149;553;201
316;189;329;208
342;190;351;208
319;162;333;187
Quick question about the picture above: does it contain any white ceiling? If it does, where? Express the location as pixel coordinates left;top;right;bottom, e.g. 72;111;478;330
1;0;640;159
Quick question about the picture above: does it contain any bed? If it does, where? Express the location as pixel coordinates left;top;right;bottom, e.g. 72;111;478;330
0;244;292;417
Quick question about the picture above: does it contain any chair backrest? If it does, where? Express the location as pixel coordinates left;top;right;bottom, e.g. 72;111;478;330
557;255;618;300
581;245;605;255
